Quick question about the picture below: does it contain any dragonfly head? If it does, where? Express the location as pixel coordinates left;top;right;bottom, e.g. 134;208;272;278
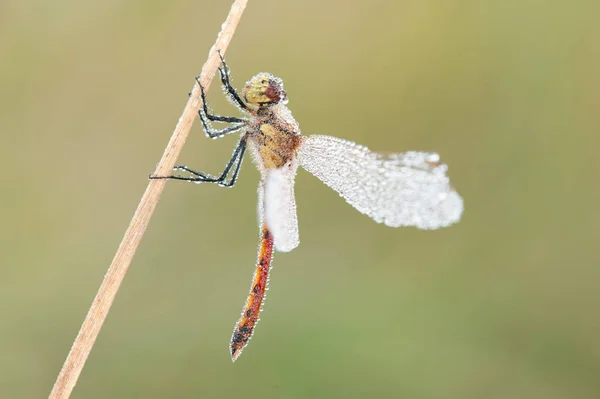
244;73;287;108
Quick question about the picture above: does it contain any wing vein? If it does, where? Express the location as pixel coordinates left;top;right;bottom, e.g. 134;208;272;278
297;135;463;229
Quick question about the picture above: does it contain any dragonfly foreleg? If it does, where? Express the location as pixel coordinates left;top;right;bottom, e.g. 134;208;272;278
150;138;247;187
217;50;252;112
195;77;246;124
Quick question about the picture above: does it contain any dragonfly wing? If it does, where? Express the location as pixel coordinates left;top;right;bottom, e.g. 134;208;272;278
263;160;300;252
297;135;463;229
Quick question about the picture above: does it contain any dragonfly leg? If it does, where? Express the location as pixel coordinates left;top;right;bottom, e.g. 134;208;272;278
195;76;246;124
194;77;247;139
217;50;253;112
198;118;244;140
150;138;247;187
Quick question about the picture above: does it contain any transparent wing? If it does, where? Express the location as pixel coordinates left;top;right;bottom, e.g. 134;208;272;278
297;135;463;229
263;160;300;252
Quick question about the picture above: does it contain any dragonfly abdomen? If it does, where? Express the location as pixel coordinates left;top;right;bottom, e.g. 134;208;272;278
230;226;275;361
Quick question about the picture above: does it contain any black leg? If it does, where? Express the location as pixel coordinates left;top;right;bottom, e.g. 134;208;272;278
217;51;252;112
198;120;243;139
195;76;246;123
150;138;247;188
217;139;246;187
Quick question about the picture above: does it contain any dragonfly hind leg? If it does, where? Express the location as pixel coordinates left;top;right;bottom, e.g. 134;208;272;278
150;138;247;187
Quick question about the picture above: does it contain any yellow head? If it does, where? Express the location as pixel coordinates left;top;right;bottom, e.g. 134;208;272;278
243;73;287;107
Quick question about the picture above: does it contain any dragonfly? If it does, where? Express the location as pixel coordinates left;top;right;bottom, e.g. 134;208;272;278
151;52;464;361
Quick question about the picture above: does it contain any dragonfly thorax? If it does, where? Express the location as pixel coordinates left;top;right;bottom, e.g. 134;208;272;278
244;73;287;107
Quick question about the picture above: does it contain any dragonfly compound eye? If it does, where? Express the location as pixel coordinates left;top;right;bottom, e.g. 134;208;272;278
244;73;286;106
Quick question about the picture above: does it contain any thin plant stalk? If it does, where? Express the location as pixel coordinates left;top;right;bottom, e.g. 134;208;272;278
48;1;249;397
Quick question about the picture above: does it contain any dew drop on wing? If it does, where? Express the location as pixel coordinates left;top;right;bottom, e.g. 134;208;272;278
263;161;300;252
296;134;463;229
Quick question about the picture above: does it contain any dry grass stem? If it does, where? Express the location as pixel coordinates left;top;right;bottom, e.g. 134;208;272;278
48;1;249;397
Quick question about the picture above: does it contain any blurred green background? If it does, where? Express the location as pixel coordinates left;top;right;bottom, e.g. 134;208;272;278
1;0;599;398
